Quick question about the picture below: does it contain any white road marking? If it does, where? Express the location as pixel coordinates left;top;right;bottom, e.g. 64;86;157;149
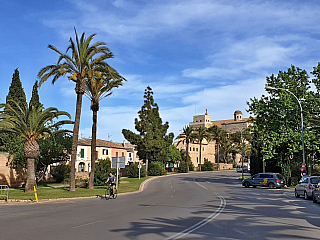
72;220;101;229
166;180;226;240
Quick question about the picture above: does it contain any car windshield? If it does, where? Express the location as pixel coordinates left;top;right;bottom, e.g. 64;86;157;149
276;174;283;180
310;178;320;184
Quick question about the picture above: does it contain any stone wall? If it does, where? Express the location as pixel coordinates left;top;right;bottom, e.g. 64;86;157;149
0;152;27;187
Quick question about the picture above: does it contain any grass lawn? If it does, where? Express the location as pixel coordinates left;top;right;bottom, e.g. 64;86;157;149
7;177;153;201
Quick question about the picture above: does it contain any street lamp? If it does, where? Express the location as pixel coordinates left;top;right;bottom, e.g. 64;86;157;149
265;86;305;165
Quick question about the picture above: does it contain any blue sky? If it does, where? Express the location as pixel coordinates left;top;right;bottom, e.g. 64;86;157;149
1;0;320;142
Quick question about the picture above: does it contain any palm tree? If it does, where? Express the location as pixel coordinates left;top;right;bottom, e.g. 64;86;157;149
0;101;72;192
38;28;113;191
192;126;211;171
176;126;194;164
220;139;239;164
208;125;227;163
85;69;126;189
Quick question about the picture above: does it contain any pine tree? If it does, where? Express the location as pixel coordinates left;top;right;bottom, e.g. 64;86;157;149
29;81;43;110
122;86;174;163
5;68;27;113
0;69;27;148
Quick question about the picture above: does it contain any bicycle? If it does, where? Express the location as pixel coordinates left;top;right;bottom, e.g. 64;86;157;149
105;183;117;200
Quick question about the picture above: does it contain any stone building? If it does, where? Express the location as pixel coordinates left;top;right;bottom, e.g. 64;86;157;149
175;110;250;169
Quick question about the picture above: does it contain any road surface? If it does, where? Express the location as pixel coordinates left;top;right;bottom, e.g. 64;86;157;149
1;171;320;239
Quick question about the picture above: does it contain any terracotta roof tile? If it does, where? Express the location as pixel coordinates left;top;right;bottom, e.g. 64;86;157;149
77;138;126;149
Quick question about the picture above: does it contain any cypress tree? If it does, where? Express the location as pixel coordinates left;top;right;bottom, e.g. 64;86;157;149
5;68;27;113
122;86;174;163
29;80;43;110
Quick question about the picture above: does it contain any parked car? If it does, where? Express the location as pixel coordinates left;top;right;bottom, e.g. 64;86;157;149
237;165;250;173
295;176;320;200
312;183;320;203
242;173;284;188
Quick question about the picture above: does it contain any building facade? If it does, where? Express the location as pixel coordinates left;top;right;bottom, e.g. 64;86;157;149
175;110;250;168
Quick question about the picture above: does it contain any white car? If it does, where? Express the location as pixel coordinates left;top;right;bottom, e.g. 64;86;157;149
295;176;320;200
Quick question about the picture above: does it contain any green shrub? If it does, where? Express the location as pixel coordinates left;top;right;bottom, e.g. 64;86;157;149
94;158;117;185
51;164;71;183
128;162;146;178
76;178;88;188
148;161;167;176
201;160;214;171
188;161;195;171
177;162;188;173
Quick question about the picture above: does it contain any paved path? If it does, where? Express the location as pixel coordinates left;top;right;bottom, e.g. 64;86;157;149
1;171;320;239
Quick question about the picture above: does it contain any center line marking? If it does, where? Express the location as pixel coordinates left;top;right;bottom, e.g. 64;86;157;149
73;220;101;229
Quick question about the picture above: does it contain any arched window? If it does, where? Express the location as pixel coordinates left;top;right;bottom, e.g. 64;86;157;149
78;162;85;172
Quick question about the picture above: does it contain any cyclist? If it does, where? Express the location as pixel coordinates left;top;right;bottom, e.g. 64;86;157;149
105;172;116;195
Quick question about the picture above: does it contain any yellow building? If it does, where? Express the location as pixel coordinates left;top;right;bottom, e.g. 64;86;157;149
175;110;250;169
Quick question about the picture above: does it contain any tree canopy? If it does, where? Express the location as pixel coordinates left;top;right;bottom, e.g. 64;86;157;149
122;86;174;163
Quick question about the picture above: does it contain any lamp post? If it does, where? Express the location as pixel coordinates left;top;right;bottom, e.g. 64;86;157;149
265;86;305;165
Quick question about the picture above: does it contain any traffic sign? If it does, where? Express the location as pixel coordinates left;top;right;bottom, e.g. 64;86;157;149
302;170;307;176
111;157;126;169
302;163;306;168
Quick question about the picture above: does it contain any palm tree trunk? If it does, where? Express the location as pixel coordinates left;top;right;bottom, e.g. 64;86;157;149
88;109;98;189
25;158;36;193
186;141;189;163
199;141;202;171
70;91;84;191
217;140;220;163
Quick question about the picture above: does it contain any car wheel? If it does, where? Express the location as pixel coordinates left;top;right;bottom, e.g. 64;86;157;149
304;191;309;200
268;183;275;189
244;182;250;188
295;190;300;198
313;194;317;203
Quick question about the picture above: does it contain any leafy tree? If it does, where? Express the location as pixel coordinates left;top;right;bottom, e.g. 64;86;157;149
207;125;227;163
148;161;166;176
29;81;43;110
36;130;72;182
177;162;188;173
94;158;116;185
38;28;113;191
51;164;71;183
247;65;320;183
201;159;214;171
122;86;174;164
192;126;211;171
128;162;146;178
176;126;194;163
167;145;181;162
85;68;126;189
0;101;72;192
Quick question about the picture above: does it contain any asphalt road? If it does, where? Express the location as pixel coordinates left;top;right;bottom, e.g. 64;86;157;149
1;171;320;240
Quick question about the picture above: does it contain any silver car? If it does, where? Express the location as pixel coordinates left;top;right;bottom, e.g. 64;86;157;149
313;183;320;203
295;176;320;200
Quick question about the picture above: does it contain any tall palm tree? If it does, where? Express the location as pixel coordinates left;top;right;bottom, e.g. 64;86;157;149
38;28;113;191
220;139;239;164
85;69;126;189
0;101;72;192
208;125;227;163
192;126;211;171
176;126;194;164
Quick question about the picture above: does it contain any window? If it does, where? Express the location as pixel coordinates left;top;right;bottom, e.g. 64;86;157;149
203;147;205;151
129;153;132;158
103;149;109;155
196;148;198;152
122;152;125;157
197;157;199;163
190;147;192;151
116;152;119;157
80;149;84;158
193;147;195;151
78;162;85;172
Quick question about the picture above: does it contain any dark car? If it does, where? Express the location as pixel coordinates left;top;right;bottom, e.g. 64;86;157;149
242;173;284;189
295;176;320;200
